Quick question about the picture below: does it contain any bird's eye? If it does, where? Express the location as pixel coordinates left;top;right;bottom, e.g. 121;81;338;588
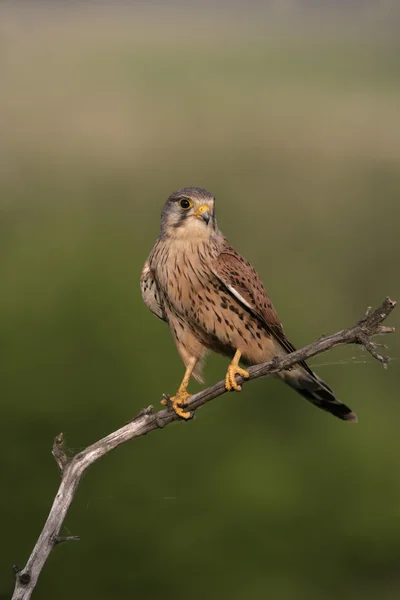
179;199;192;210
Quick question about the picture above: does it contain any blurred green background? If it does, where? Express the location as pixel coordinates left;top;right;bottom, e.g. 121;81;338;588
1;4;400;600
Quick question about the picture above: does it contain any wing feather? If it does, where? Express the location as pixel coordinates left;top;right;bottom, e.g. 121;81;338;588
211;244;313;374
140;260;167;322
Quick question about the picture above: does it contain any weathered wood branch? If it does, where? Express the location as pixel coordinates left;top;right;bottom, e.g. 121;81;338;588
11;297;396;600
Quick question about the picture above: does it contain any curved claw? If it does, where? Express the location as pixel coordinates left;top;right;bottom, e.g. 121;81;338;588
225;365;250;392
161;391;192;419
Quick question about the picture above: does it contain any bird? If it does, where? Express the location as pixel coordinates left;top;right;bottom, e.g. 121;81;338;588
140;187;357;423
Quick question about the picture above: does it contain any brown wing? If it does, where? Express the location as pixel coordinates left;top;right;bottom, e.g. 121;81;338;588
211;244;312;373
140;260;167;322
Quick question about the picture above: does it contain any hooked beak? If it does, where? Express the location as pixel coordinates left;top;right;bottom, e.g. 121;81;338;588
194;204;211;225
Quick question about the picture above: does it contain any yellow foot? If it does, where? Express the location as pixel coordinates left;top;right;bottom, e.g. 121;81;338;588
225;365;250;392
161;390;192;419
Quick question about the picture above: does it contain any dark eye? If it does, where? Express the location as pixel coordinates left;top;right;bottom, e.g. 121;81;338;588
179;199;192;210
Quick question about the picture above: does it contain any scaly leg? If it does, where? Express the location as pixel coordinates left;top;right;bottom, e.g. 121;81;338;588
161;357;197;419
225;349;250;392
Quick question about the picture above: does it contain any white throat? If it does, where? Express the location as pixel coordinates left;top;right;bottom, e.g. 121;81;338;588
169;217;212;242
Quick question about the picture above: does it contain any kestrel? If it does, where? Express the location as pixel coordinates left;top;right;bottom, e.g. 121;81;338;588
141;187;357;422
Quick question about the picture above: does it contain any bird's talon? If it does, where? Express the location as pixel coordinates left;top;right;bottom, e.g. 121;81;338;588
162;390;192;419
225;364;250;392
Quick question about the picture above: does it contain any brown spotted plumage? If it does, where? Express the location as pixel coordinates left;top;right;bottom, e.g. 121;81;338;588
141;187;357;422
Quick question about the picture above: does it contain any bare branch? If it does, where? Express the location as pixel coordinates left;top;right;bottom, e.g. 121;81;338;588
52;536;80;545
11;297;396;600
51;433;69;473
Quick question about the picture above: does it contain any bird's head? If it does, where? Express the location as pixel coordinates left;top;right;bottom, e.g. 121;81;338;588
160;187;217;240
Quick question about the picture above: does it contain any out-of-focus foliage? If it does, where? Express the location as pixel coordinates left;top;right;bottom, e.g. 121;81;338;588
0;5;399;600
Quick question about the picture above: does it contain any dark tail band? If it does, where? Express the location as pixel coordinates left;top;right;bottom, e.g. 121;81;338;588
281;368;358;423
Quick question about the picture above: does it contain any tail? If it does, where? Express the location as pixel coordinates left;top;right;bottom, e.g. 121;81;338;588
281;367;358;423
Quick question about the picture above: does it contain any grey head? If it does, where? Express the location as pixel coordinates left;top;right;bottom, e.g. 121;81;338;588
160;187;217;238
